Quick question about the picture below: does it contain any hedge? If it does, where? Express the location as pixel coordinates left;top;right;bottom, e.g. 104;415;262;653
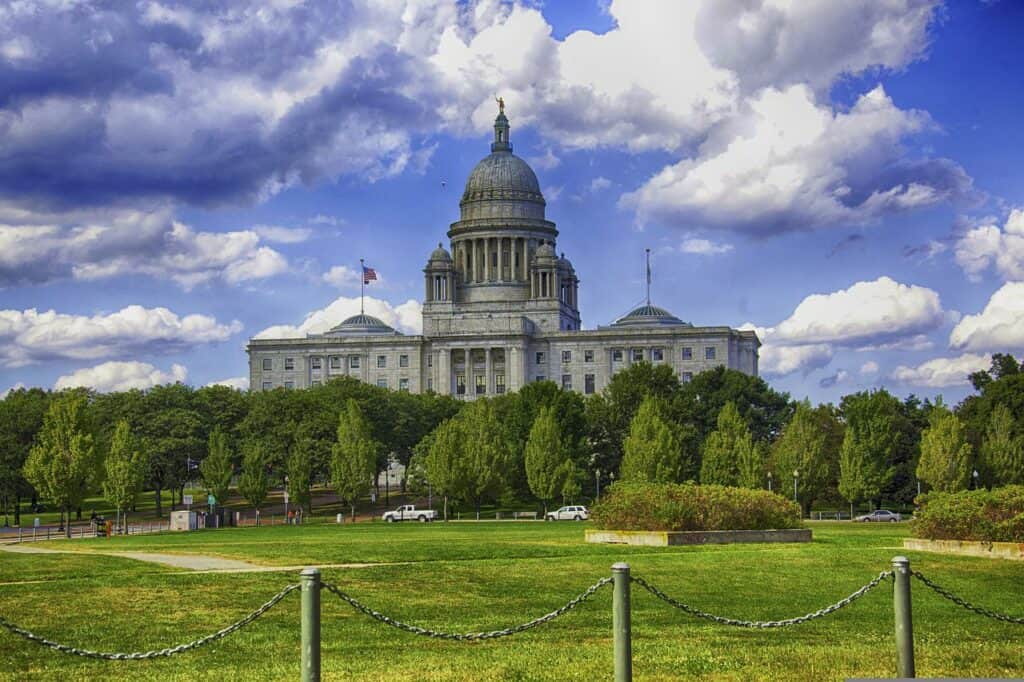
590;481;802;532
911;485;1024;542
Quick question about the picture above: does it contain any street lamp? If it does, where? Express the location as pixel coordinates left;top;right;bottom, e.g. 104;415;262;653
972;469;979;490
283;475;289;525
916;479;921;497
793;469;799;505
767;471;773;493
595;469;601;501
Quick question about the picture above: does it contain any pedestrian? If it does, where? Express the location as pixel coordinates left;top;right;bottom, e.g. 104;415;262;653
288;509;294;525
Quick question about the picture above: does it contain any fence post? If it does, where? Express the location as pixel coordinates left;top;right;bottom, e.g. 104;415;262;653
892;556;915;678
300;567;321;682
612;562;633;682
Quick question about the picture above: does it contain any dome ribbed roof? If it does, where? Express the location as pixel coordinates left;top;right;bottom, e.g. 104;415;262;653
462;151;543;202
612;304;691;328
428;242;452;262
320;314;400;336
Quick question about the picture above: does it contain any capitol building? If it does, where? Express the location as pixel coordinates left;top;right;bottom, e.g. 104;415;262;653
247;106;759;397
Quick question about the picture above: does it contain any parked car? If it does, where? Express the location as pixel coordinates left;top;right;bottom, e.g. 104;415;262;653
854;509;902;523
381;505;438;523
545;505;589;521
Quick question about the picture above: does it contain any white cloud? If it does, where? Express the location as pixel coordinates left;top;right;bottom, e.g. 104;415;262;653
949;282;1024;352
819;369;850;388
310;214;344;227
254;295;423;339
527;148;560;170
0;382;26;399
206;376;249;390
891;353;991;388
589;176;612;193
322;265;363;289
758;341;834;377
55;361;188;392
253;225;313;244
860;360;880;375
543;185;563;202
954;209;1024;282
0;305;241;367
680;236;733;255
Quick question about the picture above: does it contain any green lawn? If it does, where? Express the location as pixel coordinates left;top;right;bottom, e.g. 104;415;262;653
2;522;1023;680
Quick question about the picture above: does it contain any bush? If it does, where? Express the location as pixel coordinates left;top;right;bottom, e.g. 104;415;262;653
590;481;802;531
912;485;1024;542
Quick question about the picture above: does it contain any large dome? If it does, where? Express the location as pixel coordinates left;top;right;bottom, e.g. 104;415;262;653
611;304;692;328
462;151;543;204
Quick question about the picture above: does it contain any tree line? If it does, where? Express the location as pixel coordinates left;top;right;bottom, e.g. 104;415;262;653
2;354;1022;531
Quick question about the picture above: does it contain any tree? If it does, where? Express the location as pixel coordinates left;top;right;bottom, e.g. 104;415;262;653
424;419;463;521
23;393;99;538
0;387;49;525
200;427;234;513
524;406;567;514
139;384;204;516
287;438;314;513
737;441;768;491
700;402;754;486
456;399;510;519
102;420;147;534
238;442;270;516
838;391;897;514
770;401;836;512
620;396;684;483
980;404;1024;486
330;399;379;522
917;405;973;492
680;365;793;444
559;459;582;504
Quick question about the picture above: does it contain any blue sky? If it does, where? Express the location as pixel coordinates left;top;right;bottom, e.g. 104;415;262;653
2;0;1023;404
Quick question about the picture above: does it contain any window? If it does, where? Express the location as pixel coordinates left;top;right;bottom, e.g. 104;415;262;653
350;356;361;369
262;358;272;371
330;356;341;369
311;380;322;387
584;350;594;363
262;381;273;390
284;357;294;371
377;355;387;368
399;378;409;392
612;349;623;362
399;354;409;368
632;348;644;362
535;375;546;383
562;350;572;363
475;375;486;395
682;347;693;360
536;351;546;365
651;348;663;362
377;378;388;389
561;374;572;390
284;381;295;389
705;346;717;361
427;354;433;368
681;372;693;382
585;374;595;394
311;357;322;370
427;378;433;391
456;374;466;395
495;374;506;394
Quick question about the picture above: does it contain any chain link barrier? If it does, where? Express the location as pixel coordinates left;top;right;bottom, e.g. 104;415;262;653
0;583;300;660
911;571;1024;624
321;577;612;640
630;571;893;628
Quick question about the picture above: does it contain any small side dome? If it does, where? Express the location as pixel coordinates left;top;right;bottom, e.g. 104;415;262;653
428;242;452;263
611;304;691;328
558;252;575;271
317;314;401;337
533;243;557;261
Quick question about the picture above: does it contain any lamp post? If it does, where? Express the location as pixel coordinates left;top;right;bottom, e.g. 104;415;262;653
595;469;601;502
284;475;289;524
972;469;979;490
793;469;799;506
767;471;773;493
385;460;393;505
917;479;921;497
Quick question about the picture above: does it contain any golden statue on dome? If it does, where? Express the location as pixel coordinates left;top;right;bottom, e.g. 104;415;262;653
495;95;505;114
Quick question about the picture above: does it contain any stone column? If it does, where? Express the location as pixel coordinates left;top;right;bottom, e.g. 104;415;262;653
484;347;492;395
439;349;451;395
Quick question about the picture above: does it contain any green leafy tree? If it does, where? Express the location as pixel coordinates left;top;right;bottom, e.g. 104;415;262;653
238;442;270;515
23;393;99;537
559;459;582;504
330;399;379;521
200;427;234;512
838;391;896;513
424;419;463;520
524;406;568;513
139;384;204;516
0;387;49;525
457;399;510;519
737;441;768;491
916;405;973;492
680;365;793;444
700;402;753;486
980;404;1024;486
770;401;836;512
620;396;684;483
287;437;314;513
102;420;147;534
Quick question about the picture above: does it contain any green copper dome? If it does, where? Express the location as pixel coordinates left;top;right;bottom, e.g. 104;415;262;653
611;304;691;328
319;314;400;336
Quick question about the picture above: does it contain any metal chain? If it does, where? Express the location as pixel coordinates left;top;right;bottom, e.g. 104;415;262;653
0;583;300;660
321;577;612;640
630;571;893;628
912;571;1024;624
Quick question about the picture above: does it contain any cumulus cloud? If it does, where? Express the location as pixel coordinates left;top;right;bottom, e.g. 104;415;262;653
254;295;422;339
0;305;241;367
860;360;880;375
253;225;313;244
758;342;834;377
954;209;1024;282
322;265;367;289
819;369;850;389
55;361;188;392
206;376;249;390
890;353;991;388
949;282;1024;353
680;236;733;255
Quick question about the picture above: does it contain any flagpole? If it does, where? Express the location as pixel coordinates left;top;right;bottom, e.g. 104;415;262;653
645;248;651;305
360;258;365;315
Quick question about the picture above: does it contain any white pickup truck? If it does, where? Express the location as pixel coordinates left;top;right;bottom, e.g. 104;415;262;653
381;505;438;523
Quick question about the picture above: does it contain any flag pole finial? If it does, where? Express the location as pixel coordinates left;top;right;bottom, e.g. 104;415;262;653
645;248;651;305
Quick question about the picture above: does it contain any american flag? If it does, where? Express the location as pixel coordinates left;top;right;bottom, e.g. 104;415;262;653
362;265;378;284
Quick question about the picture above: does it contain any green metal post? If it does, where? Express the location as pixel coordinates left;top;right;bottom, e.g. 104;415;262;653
301;567;321;682
892;556;915;678
612;562;633;682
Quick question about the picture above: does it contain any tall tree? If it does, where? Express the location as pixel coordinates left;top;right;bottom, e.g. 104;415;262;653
524;406;567;514
0;387;49;525
287;437;314;513
737;441;768;491
838;391;897;513
330;399;379;522
238;442;270;515
23;392;99;537
680;365;793;444
424;419;463;520
700;402;753;486
916;404;973;492
200;427;234;513
456;399;510;519
980;404;1024;486
770;401;836;513
620;396;684;483
559;459;582;504
102;420;147;534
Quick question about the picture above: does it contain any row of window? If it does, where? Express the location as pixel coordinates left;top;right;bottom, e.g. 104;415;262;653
262;354;411;372
263;377;411;391
536;346;718;365
454;373;508;396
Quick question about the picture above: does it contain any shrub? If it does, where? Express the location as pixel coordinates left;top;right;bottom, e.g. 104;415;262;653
590;481;802;531
911;485;1024;542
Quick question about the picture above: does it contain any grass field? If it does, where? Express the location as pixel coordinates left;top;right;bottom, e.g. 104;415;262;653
2;521;1023;681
